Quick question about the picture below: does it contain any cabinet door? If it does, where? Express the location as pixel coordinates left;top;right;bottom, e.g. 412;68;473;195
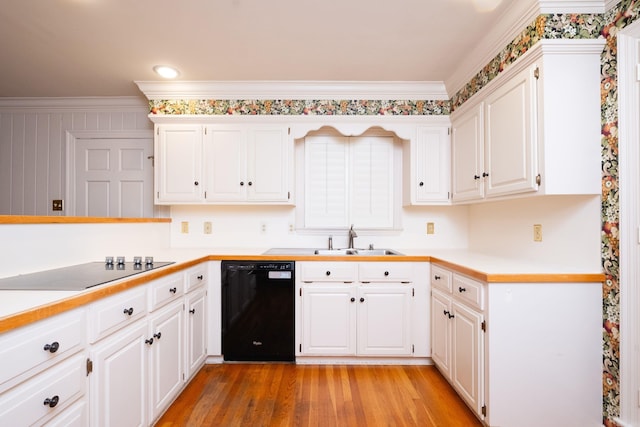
451;300;484;418
484;65;538;197
247;126;290;202
414;127;450;204
148;302;184;422
186;289;207;379
155;125;203;203
431;289;452;377
451;103;484;202
203;125;247;202
90;321;147;427
357;285;412;356
301;284;356;355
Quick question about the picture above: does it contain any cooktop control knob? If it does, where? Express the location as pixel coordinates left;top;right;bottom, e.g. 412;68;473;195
133;256;142;266
145;256;154;266
116;256;125;265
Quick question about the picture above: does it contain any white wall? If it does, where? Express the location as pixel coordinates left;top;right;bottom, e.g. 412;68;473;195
168;204;470;251
467;195;602;270
0;222;171;277
0;97;152;215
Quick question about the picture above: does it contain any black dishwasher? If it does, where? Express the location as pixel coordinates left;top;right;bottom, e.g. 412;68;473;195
221;261;295;362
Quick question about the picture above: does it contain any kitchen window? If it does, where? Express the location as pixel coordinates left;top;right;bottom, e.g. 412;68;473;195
296;127;402;231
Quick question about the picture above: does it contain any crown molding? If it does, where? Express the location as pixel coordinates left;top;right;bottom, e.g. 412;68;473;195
0;96;148;112
134;81;449;101
538;1;605;13
604;0;621;12
444;0;606;98
445;0;540;98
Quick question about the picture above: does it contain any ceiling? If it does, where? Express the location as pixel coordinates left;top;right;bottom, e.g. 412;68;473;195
0;0;530;99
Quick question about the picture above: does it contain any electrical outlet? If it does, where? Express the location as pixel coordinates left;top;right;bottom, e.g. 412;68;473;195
204;221;212;234
533;224;542;242
289;223;295;233
181;221;189;234
52;199;64;211
426;222;435;235
261;223;267;233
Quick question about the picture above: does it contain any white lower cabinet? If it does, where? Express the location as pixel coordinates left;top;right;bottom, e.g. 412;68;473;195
148;300;184;422
302;284;357;355
44;399;88;427
430;288;452;377
0;353;88;426
450;299;484;415
430;263;602;426
90;320;148;427
87;263;209;426
298;261;426;358
0;308;87;426
357;285;412;355
431;287;484;417
185;288;207;379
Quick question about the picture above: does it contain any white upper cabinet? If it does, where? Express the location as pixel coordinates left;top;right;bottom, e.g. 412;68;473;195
451;104;484;202
403;125;451;205
155;125;203;203
203;125;247;202
155;123;292;205
450;39;604;203
204;125;291;203
484;64;537;198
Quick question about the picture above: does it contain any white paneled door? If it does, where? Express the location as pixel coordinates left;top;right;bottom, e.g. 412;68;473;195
70;135;153;217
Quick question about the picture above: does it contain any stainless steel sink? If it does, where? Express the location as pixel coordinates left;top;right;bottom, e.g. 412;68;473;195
352;249;403;256
313;248;403;256
314;249;357;255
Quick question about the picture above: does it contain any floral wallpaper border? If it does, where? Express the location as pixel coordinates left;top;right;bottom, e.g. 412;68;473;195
147;4;640;425
149;99;450;116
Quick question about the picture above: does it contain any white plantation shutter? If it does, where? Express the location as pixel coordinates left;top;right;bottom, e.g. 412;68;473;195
350;136;394;228
304;134;395;229
304;135;349;227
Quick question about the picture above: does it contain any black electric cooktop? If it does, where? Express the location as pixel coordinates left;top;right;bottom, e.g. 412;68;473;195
0;261;174;291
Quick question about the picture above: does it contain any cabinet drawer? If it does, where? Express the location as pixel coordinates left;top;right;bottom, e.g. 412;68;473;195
431;265;453;292
88;286;147;343
359;262;413;282
44;400;87;427
453;274;485;310
0;308;85;392
0;353;86;427
299;262;358;282
149;272;184;311
185;265;207;293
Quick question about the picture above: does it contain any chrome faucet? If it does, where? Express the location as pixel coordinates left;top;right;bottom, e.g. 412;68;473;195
347;224;357;249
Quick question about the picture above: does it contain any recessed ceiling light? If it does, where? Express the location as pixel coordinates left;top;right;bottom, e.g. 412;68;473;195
153;65;179;79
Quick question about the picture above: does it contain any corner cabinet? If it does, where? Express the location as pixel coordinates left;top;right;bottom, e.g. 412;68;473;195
155;124;293;205
430;263;603;426
451;39;604;203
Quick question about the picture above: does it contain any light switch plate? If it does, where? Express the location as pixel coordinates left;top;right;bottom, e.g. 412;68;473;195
533;224;542;242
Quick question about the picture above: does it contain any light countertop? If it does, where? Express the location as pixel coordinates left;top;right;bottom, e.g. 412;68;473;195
0;249;605;334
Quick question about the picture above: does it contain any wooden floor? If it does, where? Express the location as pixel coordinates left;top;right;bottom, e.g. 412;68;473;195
156;364;483;427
